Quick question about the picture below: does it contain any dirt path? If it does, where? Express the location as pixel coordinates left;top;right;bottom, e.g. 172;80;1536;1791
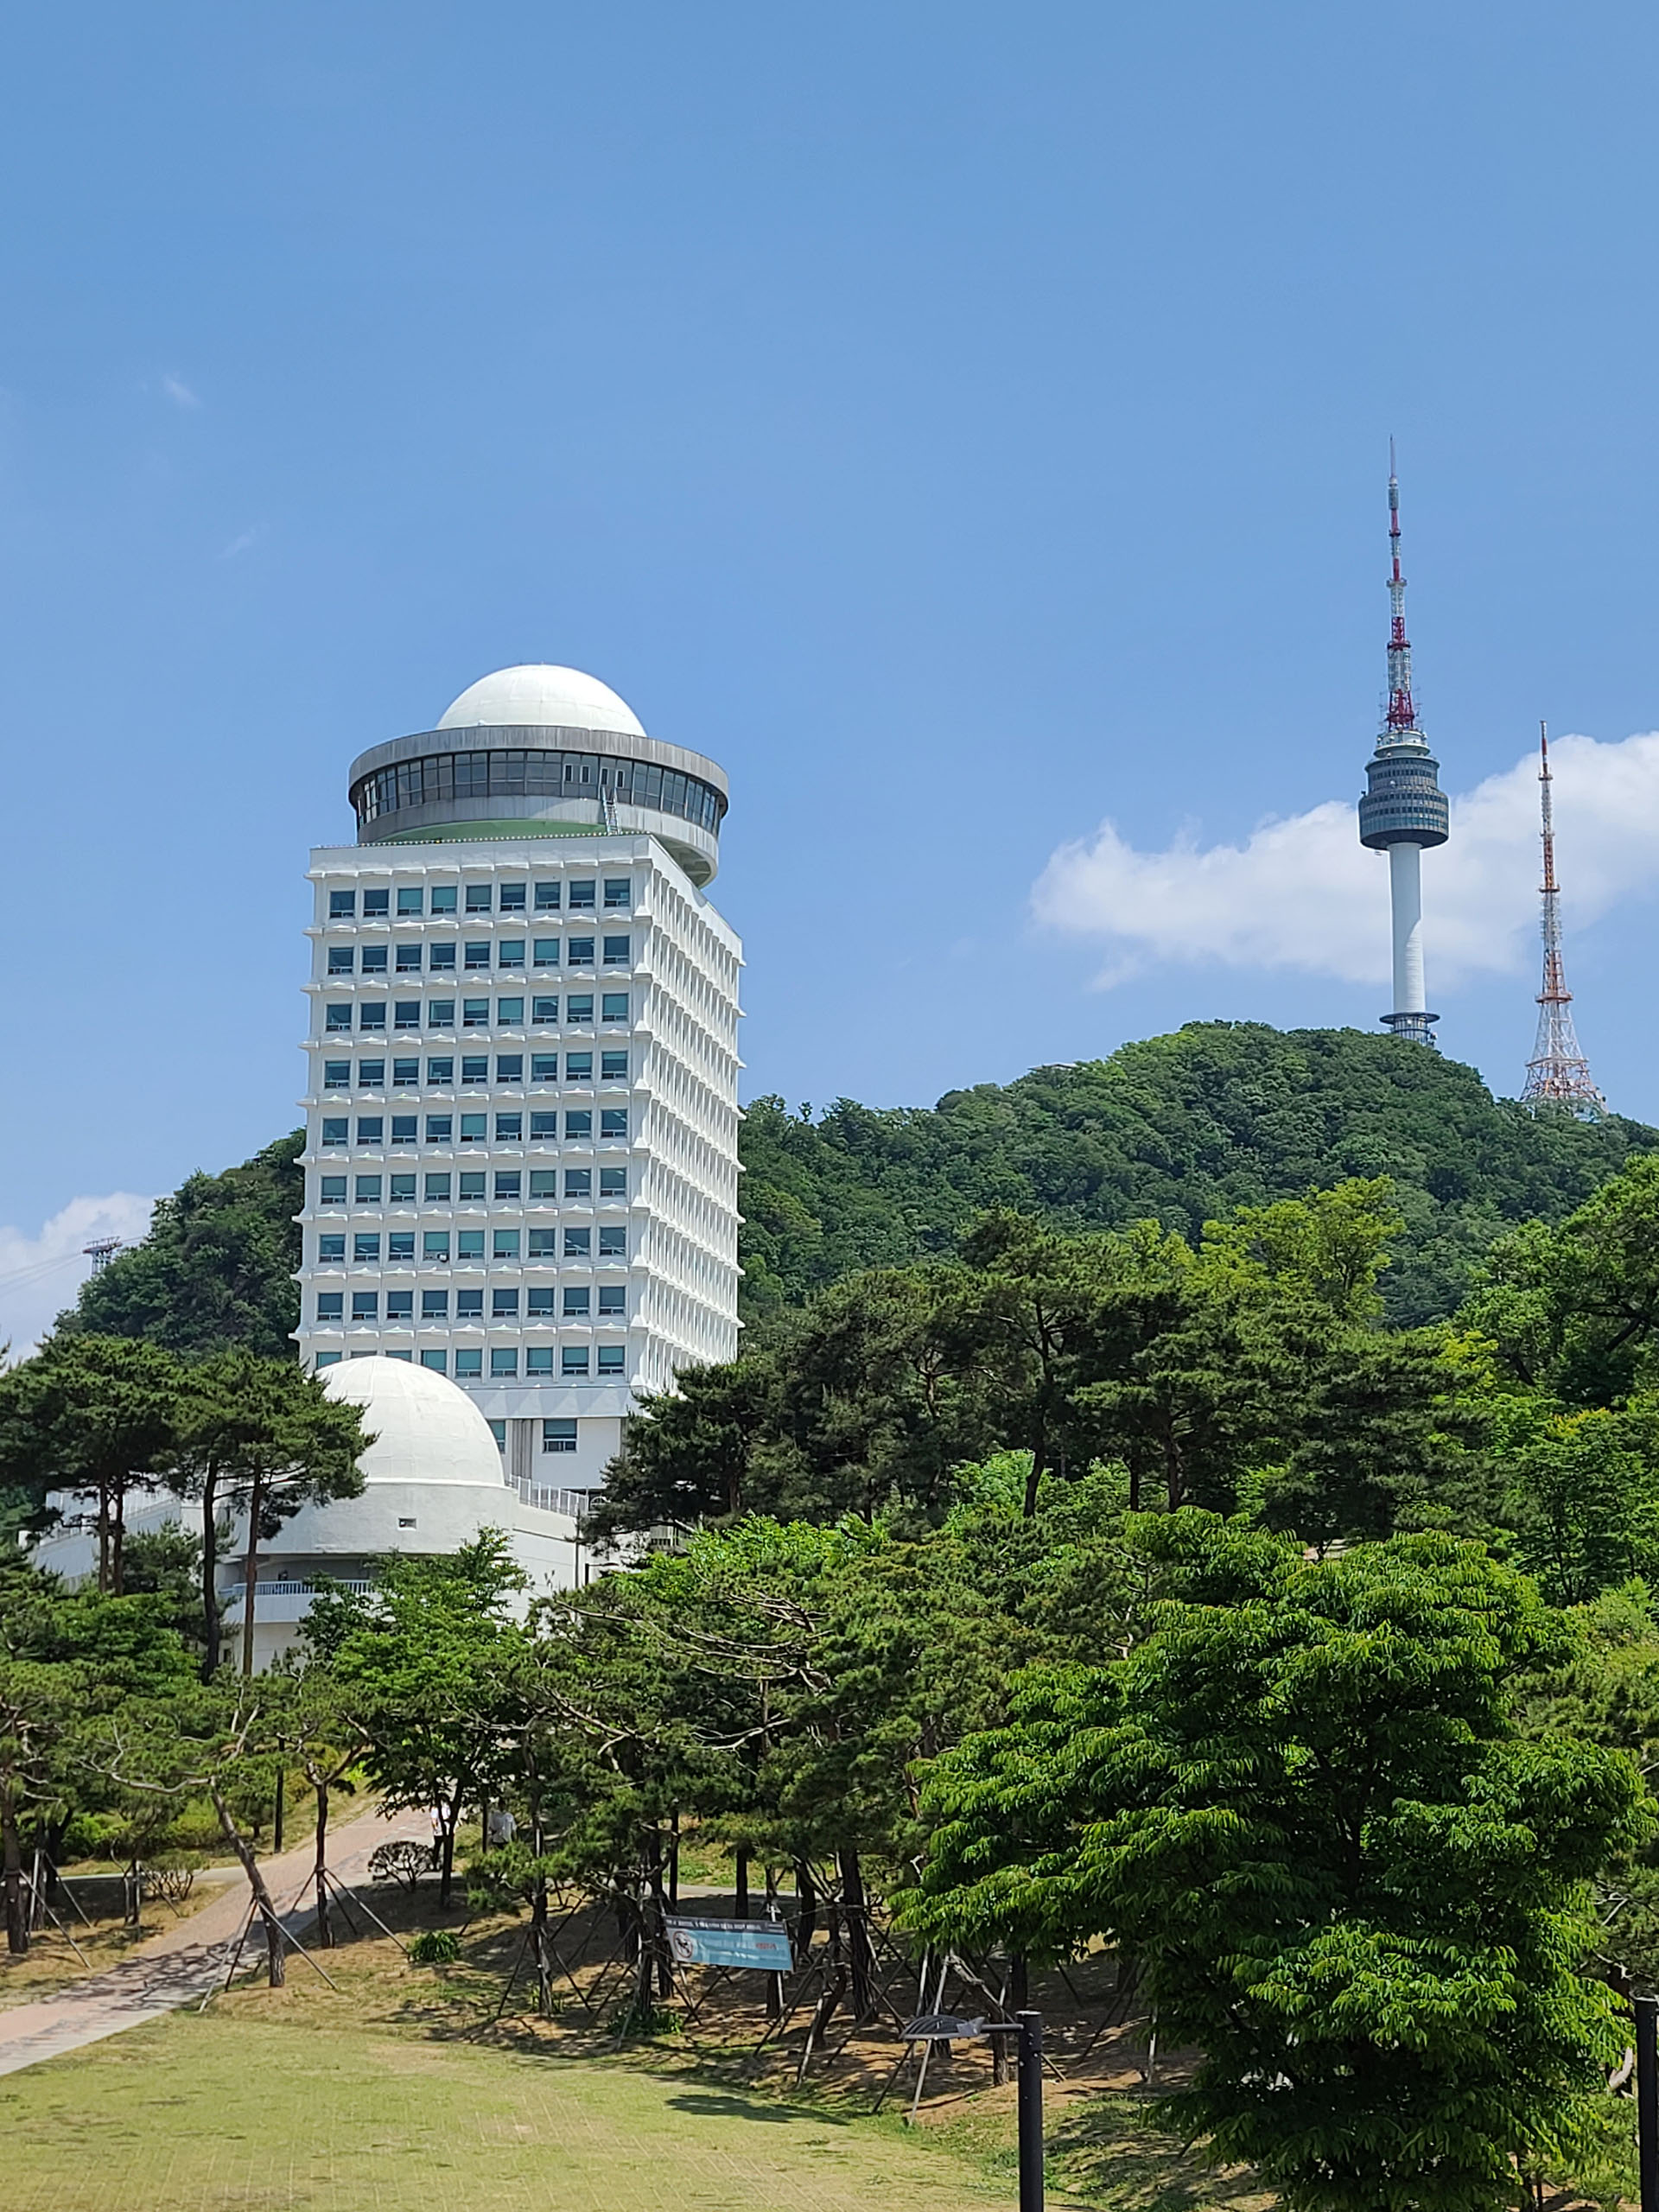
0;1802;431;2078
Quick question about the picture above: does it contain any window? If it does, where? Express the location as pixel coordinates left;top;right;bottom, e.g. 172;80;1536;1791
493;1230;521;1260
386;1290;413;1319
543;1418;577;1451
327;946;354;975
420;1349;447;1372
461;1054;488;1084
423;1174;452;1202
527;1346;554;1375
429;943;457;972
564;1169;592;1198
427;1056;454;1085
422;1290;448;1318
361;945;389;976
359;1002;387;1032
563;1287;591;1317
568;937;594;967
528;1228;556;1257
601;994;628;1021
604;878;632;909
357;1116;384;1145
498;943;524;971
425;1114;453;1142
324;1059;350;1088
529;1169;558;1198
358;1059;385;1087
496;1003;524;1030
533;938;560;967
495;1112;523;1141
533;1001;558;1029
397;887;423;916
353;1233;381;1262
494;1171;522;1199
565;1111;593;1138
489;1422;506;1452
391;1116;417;1145
352;1292;378;1319
601;1109;628;1139
462;1001;489;1030
493;1287;519;1315
464;941;491;969
458;1232;486;1264
363;889;390;918
603;936;630;966
597;1345;626;1375
454;1347;482;1377
390;1173;416;1202
600;1168;627;1198
396;943;423;971
567;995;594;1023
326;1003;353;1032
315;1351;342;1368
430;884;458;914
428;1001;454;1030
598;1286;626;1316
388;1231;416;1261
460;1113;487;1143
395;1001;421;1030
393;1058;420;1087
569;880;596;910
601;1052;628;1080
459;1170;486;1200
456;1288;484;1318
563;1228;591;1257
318;1233;346;1262
530;1113;558;1141
562;1347;590;1376
354;1175;382;1203
465;884;492;912
528;1287;556;1315
423;1232;450;1262
320;1175;347;1205
329;890;356;918
497;1054;524;1083
534;882;560;912
499;882;526;913
316;1292;343;1319
321;1116;348;1147
491;1347;518;1376
531;1053;557;1084
598;1226;626;1258
566;1052;594;1081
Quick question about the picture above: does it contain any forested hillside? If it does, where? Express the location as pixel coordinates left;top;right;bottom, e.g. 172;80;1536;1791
741;1022;1656;1325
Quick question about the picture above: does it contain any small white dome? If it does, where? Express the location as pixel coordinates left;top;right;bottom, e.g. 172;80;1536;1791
321;1356;505;1491
437;664;645;738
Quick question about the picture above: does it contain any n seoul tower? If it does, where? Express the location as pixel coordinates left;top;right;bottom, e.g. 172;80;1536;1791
1357;454;1450;1045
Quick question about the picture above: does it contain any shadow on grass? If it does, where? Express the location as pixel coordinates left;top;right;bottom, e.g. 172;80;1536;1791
664;2090;854;2127
1046;2089;1270;2212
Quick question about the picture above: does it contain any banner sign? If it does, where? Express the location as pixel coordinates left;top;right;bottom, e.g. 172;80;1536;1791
666;1915;794;1972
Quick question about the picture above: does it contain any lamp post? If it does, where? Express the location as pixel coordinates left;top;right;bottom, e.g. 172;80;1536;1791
901;2007;1044;2209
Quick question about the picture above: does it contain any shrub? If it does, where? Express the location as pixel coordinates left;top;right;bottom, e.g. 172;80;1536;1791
408;1929;461;1965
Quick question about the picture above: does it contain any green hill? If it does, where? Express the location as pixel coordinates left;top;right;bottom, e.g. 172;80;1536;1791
740;1023;1657;1326
62;1023;1656;1352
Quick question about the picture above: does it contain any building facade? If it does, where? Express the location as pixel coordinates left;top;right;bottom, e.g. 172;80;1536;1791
294;664;743;1491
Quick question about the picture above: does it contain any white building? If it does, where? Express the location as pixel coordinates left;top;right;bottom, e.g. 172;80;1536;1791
296;664;743;1493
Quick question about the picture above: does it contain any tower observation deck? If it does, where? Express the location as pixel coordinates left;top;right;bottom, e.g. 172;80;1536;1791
1357;459;1449;1046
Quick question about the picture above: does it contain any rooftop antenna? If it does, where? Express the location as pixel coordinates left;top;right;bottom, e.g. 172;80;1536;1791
1521;721;1605;1116
82;1237;125;1273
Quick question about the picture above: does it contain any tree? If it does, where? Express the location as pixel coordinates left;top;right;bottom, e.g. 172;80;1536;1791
0;1337;183;1592
910;1515;1651;2212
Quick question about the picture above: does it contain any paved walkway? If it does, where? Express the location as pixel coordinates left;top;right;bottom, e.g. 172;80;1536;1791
0;1802;431;2078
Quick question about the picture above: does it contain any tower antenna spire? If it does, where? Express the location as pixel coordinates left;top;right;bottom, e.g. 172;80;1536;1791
1522;721;1605;1116
1384;440;1416;734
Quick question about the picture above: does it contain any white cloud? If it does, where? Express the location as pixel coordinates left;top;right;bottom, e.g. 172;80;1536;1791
219;526;258;560
0;1194;156;1362
1033;731;1659;990
161;372;200;410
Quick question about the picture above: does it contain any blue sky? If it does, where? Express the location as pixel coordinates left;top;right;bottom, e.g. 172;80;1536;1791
4;3;1659;1334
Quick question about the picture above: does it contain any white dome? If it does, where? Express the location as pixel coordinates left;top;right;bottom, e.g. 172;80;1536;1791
437;664;645;738
321;1356;505;1490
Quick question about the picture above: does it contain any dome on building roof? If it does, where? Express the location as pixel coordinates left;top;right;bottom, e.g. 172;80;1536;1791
437;664;645;738
321;1356;505;1490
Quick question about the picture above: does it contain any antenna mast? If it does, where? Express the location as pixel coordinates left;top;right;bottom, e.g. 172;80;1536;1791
1522;722;1605;1116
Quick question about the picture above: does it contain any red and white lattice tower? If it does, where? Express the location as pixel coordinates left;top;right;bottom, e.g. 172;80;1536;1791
1521;723;1605;1116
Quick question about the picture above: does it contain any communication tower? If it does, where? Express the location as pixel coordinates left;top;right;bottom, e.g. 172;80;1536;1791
1522;722;1605;1116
